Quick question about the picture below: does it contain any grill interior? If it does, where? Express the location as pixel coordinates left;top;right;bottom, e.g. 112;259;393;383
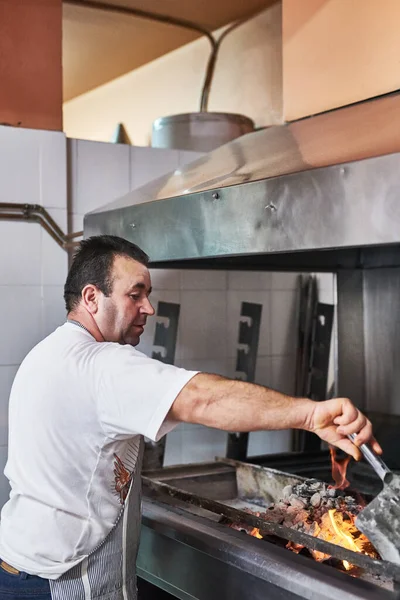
143;452;400;593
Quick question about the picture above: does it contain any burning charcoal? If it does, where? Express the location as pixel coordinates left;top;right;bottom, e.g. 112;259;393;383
309;521;320;536
265;512;285;524
310;492;321;508
289;495;307;509
298;484;312;497
326;499;334;508
327;488;337;497
292;509;309;525
345;496;355;504
282;485;293;500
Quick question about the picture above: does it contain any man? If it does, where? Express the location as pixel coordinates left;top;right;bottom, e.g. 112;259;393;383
0;235;380;600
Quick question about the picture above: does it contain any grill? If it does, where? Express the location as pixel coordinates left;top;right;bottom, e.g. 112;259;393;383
138;453;400;599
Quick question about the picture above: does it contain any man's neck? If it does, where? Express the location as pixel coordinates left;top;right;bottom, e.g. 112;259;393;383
67;310;105;342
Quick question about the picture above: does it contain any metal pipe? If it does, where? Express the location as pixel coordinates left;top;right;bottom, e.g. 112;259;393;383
0;203;83;251
65;230;84;240
200;17;248;112
30;205;66;241
348;433;393;484
64;0;216;49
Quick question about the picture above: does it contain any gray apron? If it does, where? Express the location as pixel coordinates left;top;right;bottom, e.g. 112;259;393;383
49;439;144;600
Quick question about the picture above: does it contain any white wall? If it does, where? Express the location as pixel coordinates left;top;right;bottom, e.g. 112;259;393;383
0;125;68;507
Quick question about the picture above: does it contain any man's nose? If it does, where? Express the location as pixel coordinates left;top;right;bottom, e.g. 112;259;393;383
142;297;155;316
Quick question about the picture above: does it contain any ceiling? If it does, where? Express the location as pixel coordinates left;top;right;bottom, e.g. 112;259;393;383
62;0;276;101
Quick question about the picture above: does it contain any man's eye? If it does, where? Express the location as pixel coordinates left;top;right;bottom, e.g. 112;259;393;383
130;295;140;301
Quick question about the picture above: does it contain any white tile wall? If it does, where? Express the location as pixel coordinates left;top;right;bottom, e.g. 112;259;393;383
69;139;131;215
130;147;180;190
181;270;227;291
247;430;292;457
0;126;67;210
0;286;43;365
181;426;227;464
0;446;10;509
163;427;183;466
0;221;42;286
0;127;68;508
149;268;181;291
0;366;18;446
270;289;299;356
178;290;227;360
42;286;67;339
228;271;271;291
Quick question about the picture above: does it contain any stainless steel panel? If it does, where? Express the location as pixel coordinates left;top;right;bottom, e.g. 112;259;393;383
337;271;366;411
86;94;400;216
364;268;400;415
85;153;400;264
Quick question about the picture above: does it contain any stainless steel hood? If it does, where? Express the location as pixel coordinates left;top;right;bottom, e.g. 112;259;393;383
85;93;400;271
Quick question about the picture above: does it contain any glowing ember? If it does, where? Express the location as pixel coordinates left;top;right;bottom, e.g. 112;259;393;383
329;447;351;490
249;527;263;539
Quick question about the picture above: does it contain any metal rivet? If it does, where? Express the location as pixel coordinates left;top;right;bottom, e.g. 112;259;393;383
212;192;220;200
130;223;136;228
265;204;277;212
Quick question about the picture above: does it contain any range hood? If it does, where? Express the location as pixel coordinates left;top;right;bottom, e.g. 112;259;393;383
85;93;400;271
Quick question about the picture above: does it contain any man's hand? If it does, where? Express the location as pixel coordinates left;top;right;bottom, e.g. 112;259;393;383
307;397;382;460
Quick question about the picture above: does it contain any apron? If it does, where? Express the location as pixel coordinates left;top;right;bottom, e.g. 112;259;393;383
49;440;144;600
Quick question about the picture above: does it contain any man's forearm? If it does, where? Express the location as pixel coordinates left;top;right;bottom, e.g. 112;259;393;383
170;373;315;432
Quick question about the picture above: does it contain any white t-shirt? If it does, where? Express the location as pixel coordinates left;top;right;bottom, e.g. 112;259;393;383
0;322;197;579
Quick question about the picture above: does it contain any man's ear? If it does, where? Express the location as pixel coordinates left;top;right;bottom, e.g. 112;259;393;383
81;284;100;315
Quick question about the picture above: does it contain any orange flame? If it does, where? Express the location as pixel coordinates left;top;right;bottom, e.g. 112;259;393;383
330;446;351;490
249;527;263;539
328;510;359;552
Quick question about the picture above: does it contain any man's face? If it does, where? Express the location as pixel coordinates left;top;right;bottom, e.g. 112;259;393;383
96;255;155;346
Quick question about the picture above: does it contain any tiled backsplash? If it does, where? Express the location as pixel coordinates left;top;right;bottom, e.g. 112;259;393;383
141;269;303;466
0;126;336;509
0;126;69;508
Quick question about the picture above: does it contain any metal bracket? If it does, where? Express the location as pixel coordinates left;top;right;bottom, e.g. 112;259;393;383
227;302;262;461
151;301;180;365
144;301;181;471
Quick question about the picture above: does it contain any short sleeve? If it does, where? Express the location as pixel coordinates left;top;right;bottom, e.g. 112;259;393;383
96;344;198;441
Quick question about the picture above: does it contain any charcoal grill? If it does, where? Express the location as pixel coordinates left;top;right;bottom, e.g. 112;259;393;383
139;458;400;599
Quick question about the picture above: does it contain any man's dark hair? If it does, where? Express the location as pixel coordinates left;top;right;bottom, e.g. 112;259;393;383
64;235;149;312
